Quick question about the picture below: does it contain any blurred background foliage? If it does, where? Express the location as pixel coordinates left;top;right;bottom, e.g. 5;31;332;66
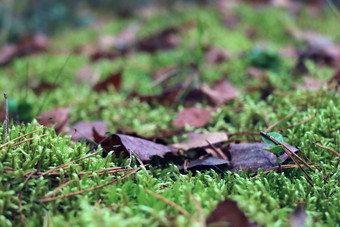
0;0;212;44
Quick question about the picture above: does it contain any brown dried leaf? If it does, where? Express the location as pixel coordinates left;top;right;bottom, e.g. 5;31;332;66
172;132;228;151
295;77;325;91
229;143;298;173
206;198;258;227
172;107;217;128
137;28;180;53
93;72;122;92
93;133;174;161
177;156;229;171
37;107;71;134
204;46;230;65
200;79;240;105
67;120;108;141
76;66;99;86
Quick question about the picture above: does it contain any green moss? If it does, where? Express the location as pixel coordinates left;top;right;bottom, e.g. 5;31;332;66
1;3;340;227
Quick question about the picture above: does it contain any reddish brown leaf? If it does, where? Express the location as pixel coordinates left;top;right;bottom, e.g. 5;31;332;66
93;133;174;161
177;156;229;171
206;198;258;227
172;107;217;128
330;68;340;84
200;78;240;105
137;28;180;53
32;81;59;95
67;120;108;141
203;46;230;65
0;44;18;66
229;143;298;173
93;72;122;92
90;50;120;62
295;77;325;91
76;66;99;86
171;132;228;151
37;107;71;134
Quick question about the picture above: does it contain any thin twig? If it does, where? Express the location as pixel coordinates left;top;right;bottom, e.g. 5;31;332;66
314;142;340;157
44;168;130;198
189;193;205;227
226;132;259;137
16;171;35;227
260;131;313;185
36;167;141;203
11;134;49;147
265;109;298;133
4;93;8;139
40;151;100;176
277;114;316;132
249;163;319;180
206;139;228;160
145;189;190;217
0;129;41;150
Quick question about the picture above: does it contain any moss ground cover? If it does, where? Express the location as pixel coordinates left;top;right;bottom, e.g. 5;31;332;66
0;3;339;226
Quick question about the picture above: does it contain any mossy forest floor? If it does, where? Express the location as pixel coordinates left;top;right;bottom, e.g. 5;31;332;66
0;2;340;227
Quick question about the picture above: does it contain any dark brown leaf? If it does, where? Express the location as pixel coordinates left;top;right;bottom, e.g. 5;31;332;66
199;78;240;105
67;120;108;141
172;107;217;128
203;46;230;65
32;81;59;95
93;72;122;92
229;143;298;173
137;28;180;53
93;133;174;161
0;44;18;66
295;77;325;91
177;156;229;171
206;198;258;227
37;107;71;134
290;207;307;227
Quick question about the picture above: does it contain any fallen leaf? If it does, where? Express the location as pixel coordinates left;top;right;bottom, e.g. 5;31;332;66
229;143;298;173
177;156;229;171
37;107;71;134
111;23;140;50
204;46;230;65
67;120;108;141
172;107;217;128
137;27;180;53
206;198;258;227
290;206;307;227
295;77;325;91
0;44;18;66
200;78;240;105
90;50;120;62
93;72;122;92
172;132;228;151
76;65;99;86
32;81;59;95
93;133;175;161
330;68;340;84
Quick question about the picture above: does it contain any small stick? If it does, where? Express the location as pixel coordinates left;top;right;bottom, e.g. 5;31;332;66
249;163;318;180
40;151;100;176
189;193;205;227
36;167;141;203
227;132;259;137
0;129;41;149
260;131;313;185
265;108;298;133
206;139;228;161
313;142;340;157
277;114;316;132
4;93;8;139
11;134;49;147
145;189;190;217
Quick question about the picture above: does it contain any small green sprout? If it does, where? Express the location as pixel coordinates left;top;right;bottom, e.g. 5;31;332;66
261;132;285;164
